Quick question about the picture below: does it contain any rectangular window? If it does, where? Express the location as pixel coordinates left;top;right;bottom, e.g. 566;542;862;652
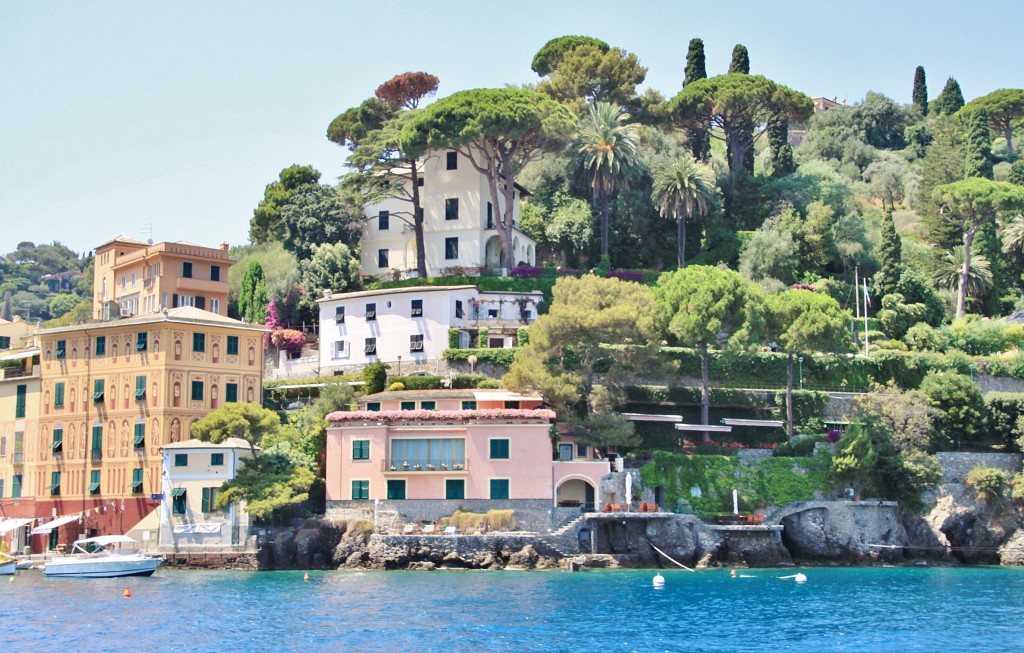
12;474;22;499
211;298;220;314
461;400;477;410
211;452;224;466
445;237;458;260
50;471;61;496
377;249;388;269
351;480;369;500
15;384;26;418
400;401;415;411
445;197;459;220
226;383;238;403
445;479;465;500
366;402;381;412
0;437;4;456
182;261;193;278
191;380;204;401
174;453;188;467
202;487;219;512
334;306;345;324
417;177;424;187
195;295;206;311
53;427;64;452
378;210;390;230
54;382;65;408
489;439;510;460
93;379;104;403
193;333;206;353
333;340;348;359
446;150;458;170
55;339;66;359
487;202;494;229
227;335;239;356
410;334;424;352
210;265;221;282
490;479;510;500
132;468;143;494
0;336;9;349
420;400;436;410
133;423;145;448
90;425;102;453
172;488;186;514
136;331;148;351
365;303;376;320
455;300;464;319
390;438;465;471
95;335;106;356
352;440;370;460
0;479;3;499
386;479;406;500
135;375;146;400
364;338;377;355
411;299;423;317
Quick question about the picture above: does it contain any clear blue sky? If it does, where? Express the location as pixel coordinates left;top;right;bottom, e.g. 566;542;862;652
2;0;1022;256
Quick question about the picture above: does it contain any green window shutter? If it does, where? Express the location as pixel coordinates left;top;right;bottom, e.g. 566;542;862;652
211;453;224;466
133;423;145;447
420;401;436;410
387;480;406;500
461;401;476;410
227;336;239;356
489;439;510;459
193;333;205;352
93;379;104;403
52;428;63;452
89;470;101;494
445;479;465;500
225;383;238;403
55;340;65;359
172;488;186;514
12;475;22;499
135;376;146;400
490;479;510;500
54;382;65;408
51;471;61;496
400;401;415;411
0;336;9;349
191;380;204;401
202;487;211;512
366;402;380;412
132;468;143;493
136;332;147;351
174;453;188;466
91;426;102;451
351;480;369;500
352;440;370;460
15;385;26;418
95;336;106;356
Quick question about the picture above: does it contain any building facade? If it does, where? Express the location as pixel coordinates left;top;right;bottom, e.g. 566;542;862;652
93;235;234;319
0;332;41;554
317;285;542;376
359;150;537;278
158;437;255;552
325;389;610;531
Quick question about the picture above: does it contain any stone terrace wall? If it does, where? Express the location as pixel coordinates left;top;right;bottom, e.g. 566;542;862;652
935;452;1024;484
329;498;556;532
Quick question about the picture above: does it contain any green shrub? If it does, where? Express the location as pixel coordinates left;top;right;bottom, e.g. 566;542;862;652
965;465;1008;499
919;371;989;451
938;318;1016;356
388;382;406;391
443;347;518;367
905;322;940;351
774;434;819;457
983;393;1024;450
362;361;389;395
1011;472;1024;503
477;378;501;389
517;326;530;346
477;327;489;348
448;328;460;349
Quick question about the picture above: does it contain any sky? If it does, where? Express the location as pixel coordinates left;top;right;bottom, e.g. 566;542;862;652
3;0;1023;257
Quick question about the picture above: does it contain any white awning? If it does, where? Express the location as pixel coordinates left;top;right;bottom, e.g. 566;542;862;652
675;424;733;433
472;391;536;402
0;517;34;535
720;418;784;428
0;347;38;361
30;513;81;535
623;413;683;423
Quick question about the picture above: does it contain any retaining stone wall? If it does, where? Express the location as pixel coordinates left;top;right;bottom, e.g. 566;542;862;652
327;498;555;532
935;452;1024;484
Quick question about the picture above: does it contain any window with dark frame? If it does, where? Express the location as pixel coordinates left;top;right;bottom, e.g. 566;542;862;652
364;337;377;355
411;299;423;317
227;336;239;356
335;306;345;323
352;440;370;460
211;265;220;281
455;300;464;319
445;197;459;220
487;202;494;229
365;303;376;320
95;335;106;356
351;480;369;500
446;151;458;170
193;332;206;353
490;479;510;500
379;210;390;230
182;261;193;278
378;249;388;268
445;237;458;260
490;439;510;459
410;334;424;352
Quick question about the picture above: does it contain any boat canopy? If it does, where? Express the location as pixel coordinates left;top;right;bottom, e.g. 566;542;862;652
73;535;140;547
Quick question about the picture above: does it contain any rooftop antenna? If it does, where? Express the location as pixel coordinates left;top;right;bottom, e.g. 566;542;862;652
141;222;153;245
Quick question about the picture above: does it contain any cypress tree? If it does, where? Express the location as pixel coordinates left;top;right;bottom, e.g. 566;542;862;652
0;291;11;322
238;260;268;325
728;44;750;74
876;210;904;301
934;77;965;115
912;66;928;115
684;38;711;161
768;112;795;177
684;38;707;86
1009;160;1024;186
964;108;994;180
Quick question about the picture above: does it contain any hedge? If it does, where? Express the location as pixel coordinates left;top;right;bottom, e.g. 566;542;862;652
385;374;491;390
443;347;519;367
984;392;1024;450
363;274;558;314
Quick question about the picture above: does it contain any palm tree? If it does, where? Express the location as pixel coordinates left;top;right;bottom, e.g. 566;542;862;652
1001;214;1024;254
934;246;993;299
572;102;642;259
651;155;719;268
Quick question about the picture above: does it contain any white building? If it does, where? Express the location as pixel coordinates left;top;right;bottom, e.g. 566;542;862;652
360;150;537;278
157;437;255;552
318;285;543;375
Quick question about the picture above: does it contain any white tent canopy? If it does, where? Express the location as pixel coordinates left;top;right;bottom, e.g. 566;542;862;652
30;513;81;535
0;517;34;535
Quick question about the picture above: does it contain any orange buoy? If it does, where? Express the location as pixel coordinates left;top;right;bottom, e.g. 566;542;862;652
303;572;310;582
123;587;132;598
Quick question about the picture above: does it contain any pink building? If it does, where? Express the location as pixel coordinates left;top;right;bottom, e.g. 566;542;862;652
324;389;610;531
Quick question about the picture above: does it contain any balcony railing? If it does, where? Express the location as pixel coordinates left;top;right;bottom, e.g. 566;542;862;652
383;458;467;473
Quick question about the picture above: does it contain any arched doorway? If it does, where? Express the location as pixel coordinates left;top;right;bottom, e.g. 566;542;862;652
556;477;597;512
484;235;504;270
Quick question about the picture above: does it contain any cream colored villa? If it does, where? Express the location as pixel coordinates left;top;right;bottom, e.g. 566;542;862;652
360;150;537;278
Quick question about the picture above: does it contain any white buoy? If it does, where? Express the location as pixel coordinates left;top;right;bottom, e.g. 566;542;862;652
778;573;808;583
653;573;665;588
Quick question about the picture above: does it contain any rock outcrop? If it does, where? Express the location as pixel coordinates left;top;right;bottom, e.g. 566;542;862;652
781;503;908;564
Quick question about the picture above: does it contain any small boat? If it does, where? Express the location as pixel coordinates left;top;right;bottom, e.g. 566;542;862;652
0;556;17;575
44;535;163;578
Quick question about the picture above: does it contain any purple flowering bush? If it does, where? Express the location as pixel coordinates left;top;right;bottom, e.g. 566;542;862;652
825;429;842;443
606;269;644;283
510;265;542;279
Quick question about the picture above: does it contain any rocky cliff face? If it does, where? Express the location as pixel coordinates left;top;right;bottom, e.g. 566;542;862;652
910;482;1022;565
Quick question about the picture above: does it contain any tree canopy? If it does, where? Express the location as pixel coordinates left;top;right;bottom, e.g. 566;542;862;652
531;35;610;77
539;45;647;108
962;89;1024;156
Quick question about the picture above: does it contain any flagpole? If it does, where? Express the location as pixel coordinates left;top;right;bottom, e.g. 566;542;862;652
863;279;870;357
854;268;860;319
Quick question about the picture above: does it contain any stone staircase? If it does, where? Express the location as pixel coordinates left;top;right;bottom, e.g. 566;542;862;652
539;515;589;557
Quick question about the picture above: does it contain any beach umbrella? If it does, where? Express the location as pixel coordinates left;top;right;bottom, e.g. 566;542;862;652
625;472;633;510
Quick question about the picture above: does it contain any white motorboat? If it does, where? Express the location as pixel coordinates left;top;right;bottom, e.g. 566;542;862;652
44;535;163;578
0;558;16;575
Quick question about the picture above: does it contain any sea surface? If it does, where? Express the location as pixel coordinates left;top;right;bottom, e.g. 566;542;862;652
5;566;1023;652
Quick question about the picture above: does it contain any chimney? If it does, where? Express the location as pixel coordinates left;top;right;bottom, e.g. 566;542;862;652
220;242;229;252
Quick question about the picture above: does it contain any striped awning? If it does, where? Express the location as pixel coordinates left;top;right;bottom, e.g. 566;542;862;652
171;488;186;498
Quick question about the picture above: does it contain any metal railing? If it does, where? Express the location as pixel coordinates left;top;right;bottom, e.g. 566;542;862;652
383;458;467;472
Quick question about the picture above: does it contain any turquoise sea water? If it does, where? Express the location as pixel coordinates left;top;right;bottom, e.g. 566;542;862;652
5;566;1024;652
